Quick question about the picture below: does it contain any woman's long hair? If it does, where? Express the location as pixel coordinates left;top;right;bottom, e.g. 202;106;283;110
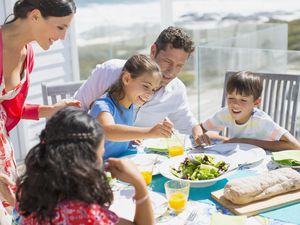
16;106;113;222
5;0;76;24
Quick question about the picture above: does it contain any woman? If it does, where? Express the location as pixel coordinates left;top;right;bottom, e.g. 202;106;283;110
0;0;79;215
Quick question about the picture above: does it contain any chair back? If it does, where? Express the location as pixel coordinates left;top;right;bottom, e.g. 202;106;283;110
41;81;84;105
221;71;300;136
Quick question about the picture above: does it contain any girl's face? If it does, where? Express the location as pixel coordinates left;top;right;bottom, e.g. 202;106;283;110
227;90;261;124
123;71;161;107
30;9;73;50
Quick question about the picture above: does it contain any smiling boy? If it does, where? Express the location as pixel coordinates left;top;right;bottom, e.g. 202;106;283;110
199;71;300;151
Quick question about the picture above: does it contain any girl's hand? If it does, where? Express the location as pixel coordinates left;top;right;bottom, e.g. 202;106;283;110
148;119;173;138
107;158;145;187
0;174;16;207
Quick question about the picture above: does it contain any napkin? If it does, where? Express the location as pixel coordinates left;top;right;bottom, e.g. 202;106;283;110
142;139;168;153
272;150;300;166
210;213;246;225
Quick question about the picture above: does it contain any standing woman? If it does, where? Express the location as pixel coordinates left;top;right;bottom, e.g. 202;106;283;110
0;0;79;214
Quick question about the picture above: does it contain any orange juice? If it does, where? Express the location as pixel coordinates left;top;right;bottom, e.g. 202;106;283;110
168;146;184;157
168;192;187;212
141;171;152;185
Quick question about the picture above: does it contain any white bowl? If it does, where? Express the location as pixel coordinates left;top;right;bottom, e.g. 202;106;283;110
158;153;237;188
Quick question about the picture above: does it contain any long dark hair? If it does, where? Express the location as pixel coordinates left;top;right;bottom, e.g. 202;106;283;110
108;54;160;101
16;107;113;223
5;0;76;24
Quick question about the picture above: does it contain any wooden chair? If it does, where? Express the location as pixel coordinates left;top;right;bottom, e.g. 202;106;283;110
221;71;300;137
41;80;84;105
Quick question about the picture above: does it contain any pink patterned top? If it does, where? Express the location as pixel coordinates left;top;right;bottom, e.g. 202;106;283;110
20;200;119;225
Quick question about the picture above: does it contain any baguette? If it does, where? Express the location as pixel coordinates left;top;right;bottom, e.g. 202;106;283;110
224;168;300;204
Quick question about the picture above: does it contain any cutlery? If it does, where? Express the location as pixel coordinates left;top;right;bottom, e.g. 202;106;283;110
183;209;198;225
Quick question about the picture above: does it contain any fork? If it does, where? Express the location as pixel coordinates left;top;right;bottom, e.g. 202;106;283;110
183;209;197;225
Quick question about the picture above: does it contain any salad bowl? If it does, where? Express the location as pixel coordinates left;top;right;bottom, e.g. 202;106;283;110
158;153;238;187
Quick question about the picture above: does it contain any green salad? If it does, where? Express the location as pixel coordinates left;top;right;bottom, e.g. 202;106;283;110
170;155;229;180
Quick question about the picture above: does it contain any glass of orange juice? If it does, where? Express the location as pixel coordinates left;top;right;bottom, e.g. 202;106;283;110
165;180;190;214
137;161;153;186
167;132;185;157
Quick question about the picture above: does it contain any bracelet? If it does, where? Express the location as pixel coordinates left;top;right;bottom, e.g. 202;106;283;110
133;194;149;205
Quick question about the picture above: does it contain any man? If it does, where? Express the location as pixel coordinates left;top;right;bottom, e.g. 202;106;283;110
74;26;208;144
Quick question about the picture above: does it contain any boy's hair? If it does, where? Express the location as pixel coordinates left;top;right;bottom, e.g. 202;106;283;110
226;71;263;100
17;107;113;222
154;26;195;56
108;54;161;101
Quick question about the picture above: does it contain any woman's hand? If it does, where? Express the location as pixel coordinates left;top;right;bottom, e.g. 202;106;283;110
39;99;81;118
107;158;145;187
0;174;16;207
52;99;81;113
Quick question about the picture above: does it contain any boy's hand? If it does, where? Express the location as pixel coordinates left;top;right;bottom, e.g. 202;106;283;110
195;133;211;146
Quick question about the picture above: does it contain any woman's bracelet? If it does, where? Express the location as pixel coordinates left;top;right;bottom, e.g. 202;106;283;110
133;194;149;205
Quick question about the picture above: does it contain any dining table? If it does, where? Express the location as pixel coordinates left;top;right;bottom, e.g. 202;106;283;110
109;141;300;225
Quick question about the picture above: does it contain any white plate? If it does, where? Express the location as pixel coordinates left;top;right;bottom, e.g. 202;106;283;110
122;154;168;175
111;187;167;219
207;143;266;166
158;154;237;188
271;150;300;169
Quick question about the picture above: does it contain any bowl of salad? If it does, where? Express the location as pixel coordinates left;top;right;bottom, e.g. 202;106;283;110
158;154;237;187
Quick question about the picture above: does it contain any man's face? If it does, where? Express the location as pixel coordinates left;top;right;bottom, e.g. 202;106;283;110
151;44;189;86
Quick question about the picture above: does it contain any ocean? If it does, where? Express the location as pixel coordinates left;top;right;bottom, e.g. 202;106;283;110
74;0;300;45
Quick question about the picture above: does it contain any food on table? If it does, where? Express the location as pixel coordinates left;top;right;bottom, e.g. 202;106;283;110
170;154;229;180
168;145;184;157
272;150;300;166
224;168;300;205
168;191;187;211
141;171;152;185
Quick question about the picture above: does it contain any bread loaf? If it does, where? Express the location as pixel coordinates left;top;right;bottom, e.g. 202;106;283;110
224;168;300;204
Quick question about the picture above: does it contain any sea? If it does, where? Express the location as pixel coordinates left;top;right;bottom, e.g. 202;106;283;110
74;0;300;45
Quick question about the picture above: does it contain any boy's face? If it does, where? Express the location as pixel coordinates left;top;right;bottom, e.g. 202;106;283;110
227;90;261;124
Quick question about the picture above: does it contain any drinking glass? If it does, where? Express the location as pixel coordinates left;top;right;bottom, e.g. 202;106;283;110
164;180;190;214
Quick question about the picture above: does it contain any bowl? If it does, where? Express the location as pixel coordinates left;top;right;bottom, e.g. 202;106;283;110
158;153;237;188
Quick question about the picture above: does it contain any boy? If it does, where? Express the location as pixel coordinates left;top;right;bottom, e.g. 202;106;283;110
198;71;300;151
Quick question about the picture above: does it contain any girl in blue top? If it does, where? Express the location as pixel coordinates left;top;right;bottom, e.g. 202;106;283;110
90;54;173;159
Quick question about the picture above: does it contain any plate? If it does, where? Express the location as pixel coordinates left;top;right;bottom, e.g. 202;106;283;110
271;150;300;169
158;154;238;187
111;186;167;219
122;154;168;175
207;143;266;166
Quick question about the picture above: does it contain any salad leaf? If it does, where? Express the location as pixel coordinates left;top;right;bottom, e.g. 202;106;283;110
170;154;229;181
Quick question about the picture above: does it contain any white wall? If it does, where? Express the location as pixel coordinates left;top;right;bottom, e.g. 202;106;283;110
1;0;80;162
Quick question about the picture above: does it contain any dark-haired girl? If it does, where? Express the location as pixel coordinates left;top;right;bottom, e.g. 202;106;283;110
90;54;173;159
17;106;154;225
0;0;80;214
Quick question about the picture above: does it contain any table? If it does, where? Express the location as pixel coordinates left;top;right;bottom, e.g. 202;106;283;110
110;145;300;225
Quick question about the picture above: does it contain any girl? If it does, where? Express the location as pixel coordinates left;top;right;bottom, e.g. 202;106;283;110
0;0;80;213
17;106;154;225
90;54;173;159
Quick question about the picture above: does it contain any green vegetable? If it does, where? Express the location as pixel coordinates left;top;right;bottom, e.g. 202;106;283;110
171;155;229;181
